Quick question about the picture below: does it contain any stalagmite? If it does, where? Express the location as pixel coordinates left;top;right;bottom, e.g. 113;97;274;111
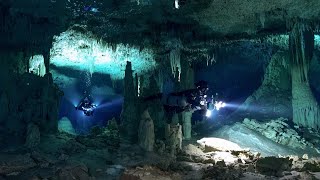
166;123;182;156
290;22;320;130
181;112;192;139
121;61;139;142
180;58;195;139
170;49;181;78
138;110;155;151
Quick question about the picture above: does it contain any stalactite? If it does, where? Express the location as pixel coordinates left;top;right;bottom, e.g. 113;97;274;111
170;49;181;78
135;73;139;97
290;21;320;130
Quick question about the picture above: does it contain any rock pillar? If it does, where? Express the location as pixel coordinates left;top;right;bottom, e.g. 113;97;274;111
181;111;193;139
138;110;155;151
121;61;138;142
290;22;320;129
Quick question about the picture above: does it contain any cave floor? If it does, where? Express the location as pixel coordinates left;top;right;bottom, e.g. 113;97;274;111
0;127;319;180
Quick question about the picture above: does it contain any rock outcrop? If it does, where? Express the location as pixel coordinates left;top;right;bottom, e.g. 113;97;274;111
243;117;312;150
58;117;76;135
0;71;63;147
290;22;320;130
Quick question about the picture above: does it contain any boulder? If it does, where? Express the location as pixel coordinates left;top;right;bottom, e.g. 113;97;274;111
256;157;292;176
58;117;76;135
242;118;312;150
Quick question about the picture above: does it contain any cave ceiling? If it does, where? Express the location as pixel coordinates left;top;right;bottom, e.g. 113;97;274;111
1;0;320;57
67;0;320;47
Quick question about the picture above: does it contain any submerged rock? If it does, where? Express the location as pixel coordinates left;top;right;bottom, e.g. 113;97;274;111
242;117;313;150
256;157;292;176
58;117;76;135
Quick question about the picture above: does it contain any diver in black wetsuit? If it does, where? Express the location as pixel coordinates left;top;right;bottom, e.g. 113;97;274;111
76;92;97;116
144;80;211;114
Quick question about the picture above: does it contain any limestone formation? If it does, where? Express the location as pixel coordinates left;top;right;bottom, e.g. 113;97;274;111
233;51;291;119
166;123;183;156
138;110;155;152
290;22;320;130
243;118;312;150
181;111;193;140
120;61;139;142
0;67;62;146
58;117;76;135
179;60;195;140
141;75;165;137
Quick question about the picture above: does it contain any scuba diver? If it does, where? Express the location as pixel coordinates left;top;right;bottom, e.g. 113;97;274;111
76;92;97;116
144;80;212;115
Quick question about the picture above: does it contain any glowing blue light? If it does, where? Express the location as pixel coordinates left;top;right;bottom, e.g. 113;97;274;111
206;110;212;117
214;101;226;111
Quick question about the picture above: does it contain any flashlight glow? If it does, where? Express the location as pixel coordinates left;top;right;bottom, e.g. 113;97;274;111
206;110;212;117
214;101;226;111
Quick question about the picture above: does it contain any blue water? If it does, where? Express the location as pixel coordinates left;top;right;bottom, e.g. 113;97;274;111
54;68;124;134
58;93;123;134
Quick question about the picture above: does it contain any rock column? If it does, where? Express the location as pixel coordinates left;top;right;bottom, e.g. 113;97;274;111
121;61;138;142
138;110;155;151
181;111;193;139
290;22;320;129
166;123;182;156
179;58;194;139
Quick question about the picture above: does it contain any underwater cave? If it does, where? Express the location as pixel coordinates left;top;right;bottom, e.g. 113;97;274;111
1;0;320;179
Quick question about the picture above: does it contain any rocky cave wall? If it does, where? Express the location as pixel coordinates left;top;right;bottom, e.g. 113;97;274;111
0;56;63;147
0;0;70;147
